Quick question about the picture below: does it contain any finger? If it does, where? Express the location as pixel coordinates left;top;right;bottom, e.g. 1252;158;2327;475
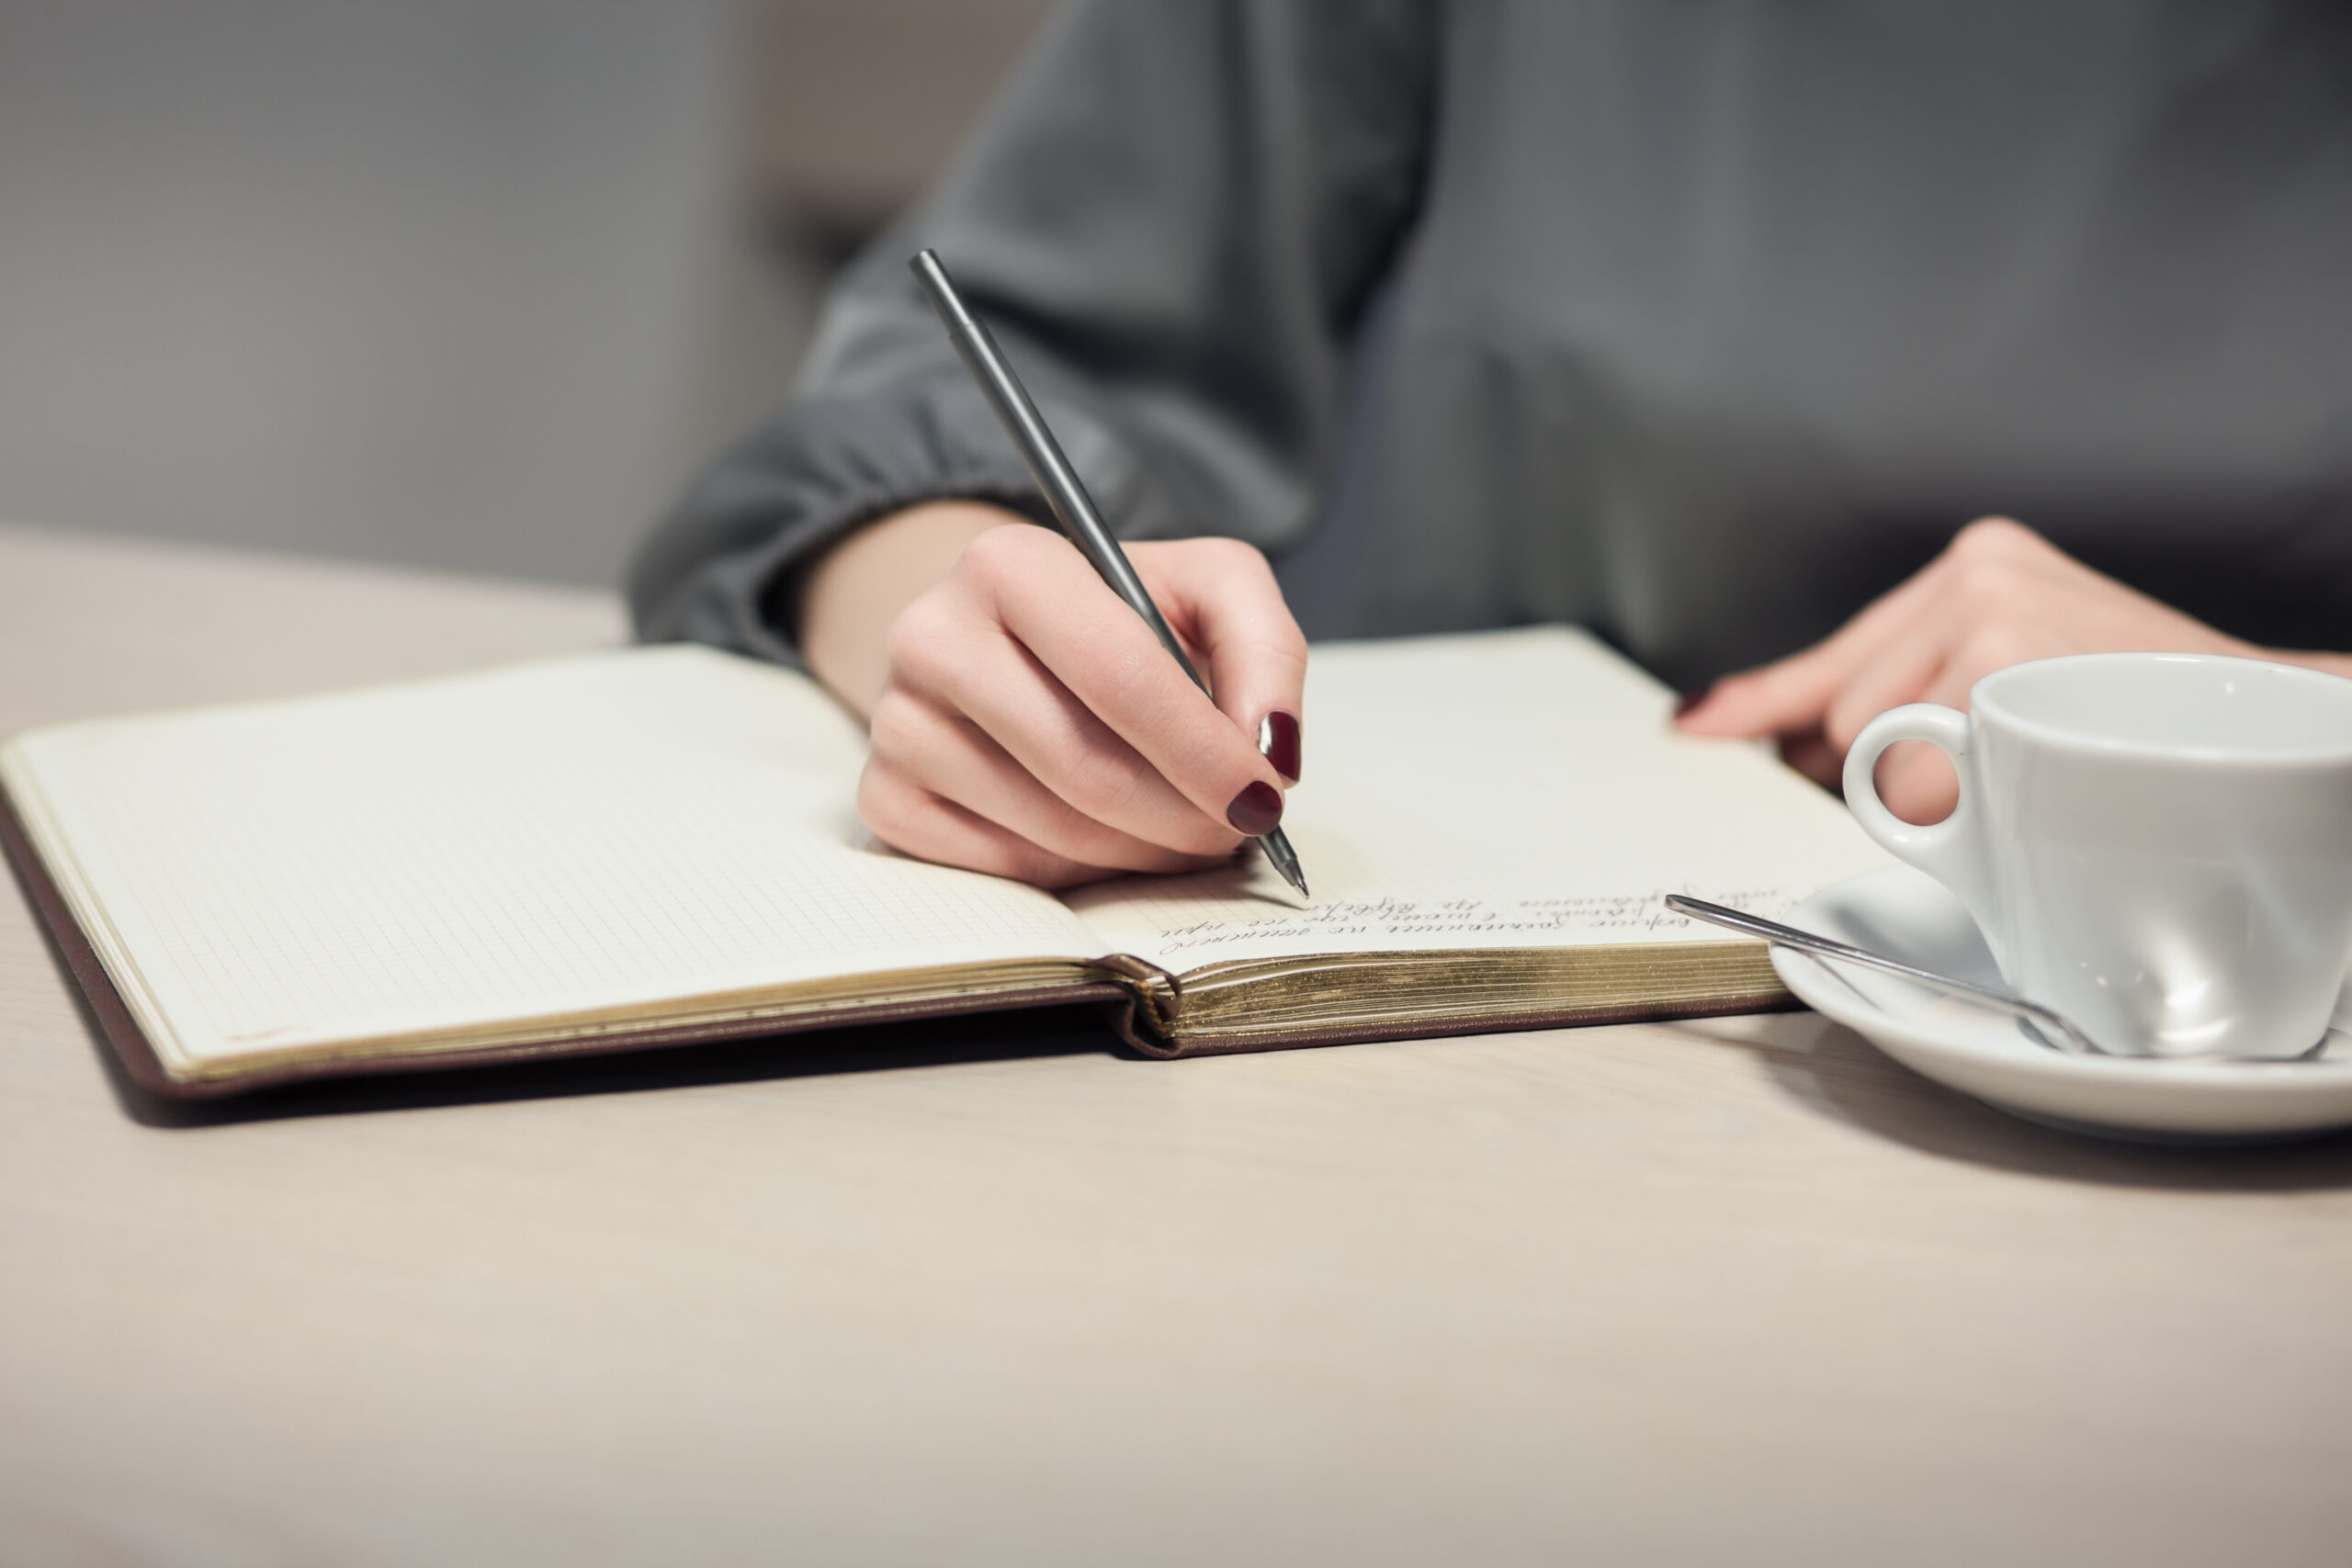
857;758;1119;889
1677;551;1955;737
1819;599;1963;751
965;527;1288;838
1133;539;1309;782
1874;742;1960;826
889;572;1249;855
1870;650;1976;824
869;690;1233;875
1917;641;1991;712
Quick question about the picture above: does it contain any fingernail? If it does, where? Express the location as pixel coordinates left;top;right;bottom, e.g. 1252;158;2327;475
1257;710;1302;783
1226;780;1284;836
1673;686;1713;718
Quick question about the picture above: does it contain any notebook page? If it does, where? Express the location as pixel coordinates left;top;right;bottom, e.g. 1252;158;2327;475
1064;627;1890;972
4;647;1099;1073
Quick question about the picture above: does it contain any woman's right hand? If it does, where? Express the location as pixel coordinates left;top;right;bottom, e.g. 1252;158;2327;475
798;502;1306;888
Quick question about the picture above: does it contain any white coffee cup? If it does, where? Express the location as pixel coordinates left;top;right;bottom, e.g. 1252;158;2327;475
1842;653;2352;1059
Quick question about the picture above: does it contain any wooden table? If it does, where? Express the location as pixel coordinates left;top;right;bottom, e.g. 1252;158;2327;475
4;523;2347;1566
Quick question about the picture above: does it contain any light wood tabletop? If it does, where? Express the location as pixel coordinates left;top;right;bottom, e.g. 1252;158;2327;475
3;522;2348;1567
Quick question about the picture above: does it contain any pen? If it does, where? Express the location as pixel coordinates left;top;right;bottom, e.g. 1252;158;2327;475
909;247;1310;899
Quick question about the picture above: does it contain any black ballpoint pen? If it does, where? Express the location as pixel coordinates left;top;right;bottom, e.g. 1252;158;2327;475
909;248;1310;898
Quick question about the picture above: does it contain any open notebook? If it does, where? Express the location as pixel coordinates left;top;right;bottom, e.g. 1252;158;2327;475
1;626;1887;1096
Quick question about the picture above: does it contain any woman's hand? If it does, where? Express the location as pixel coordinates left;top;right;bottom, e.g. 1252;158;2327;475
799;502;1306;887
1673;517;2259;821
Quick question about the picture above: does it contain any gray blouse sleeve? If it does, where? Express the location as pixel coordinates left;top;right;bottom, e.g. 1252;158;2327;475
627;0;1435;665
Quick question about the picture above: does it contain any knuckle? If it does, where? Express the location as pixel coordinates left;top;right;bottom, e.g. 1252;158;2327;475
865;693;958;776
1963;623;2031;673
855;764;921;844
1038;804;1164;870
1951;515;2032;560
884;599;955;686
864;694;913;758
1951;557;2019;608
1033;805;1119;864
1254;619;1310;667
1194;535;1267;572
1056;744;1149;824
959;519;1024;566
954;524;1034;596
1950;516;2007;555
1090;638;1165;716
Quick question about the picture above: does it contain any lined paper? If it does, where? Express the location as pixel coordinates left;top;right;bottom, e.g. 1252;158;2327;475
4;647;1098;1071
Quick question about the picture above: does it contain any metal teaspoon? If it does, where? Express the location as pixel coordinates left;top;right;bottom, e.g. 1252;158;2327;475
1662;894;2109;1057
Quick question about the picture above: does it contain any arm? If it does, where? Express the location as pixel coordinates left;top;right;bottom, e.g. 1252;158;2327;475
634;1;1434;885
797;502;1013;722
628;0;1435;671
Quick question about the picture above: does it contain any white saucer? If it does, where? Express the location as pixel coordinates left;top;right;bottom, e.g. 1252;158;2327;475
1771;866;2352;1144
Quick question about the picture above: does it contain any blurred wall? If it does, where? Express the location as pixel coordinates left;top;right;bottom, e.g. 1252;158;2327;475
0;0;1055;589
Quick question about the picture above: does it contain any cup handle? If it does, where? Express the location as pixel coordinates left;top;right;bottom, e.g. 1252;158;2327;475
1841;704;2003;954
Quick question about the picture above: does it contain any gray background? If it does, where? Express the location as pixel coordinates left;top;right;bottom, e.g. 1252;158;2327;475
0;0;1056;588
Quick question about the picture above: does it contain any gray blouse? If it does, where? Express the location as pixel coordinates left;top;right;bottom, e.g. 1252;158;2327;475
629;0;2352;692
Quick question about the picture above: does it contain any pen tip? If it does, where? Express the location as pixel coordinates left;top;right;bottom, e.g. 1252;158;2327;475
1257;829;1309;899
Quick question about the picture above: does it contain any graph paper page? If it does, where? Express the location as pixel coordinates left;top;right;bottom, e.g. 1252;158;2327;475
1064;627;1890;972
4;647;1099;1072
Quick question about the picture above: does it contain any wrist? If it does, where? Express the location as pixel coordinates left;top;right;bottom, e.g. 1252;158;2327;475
798;501;1028;719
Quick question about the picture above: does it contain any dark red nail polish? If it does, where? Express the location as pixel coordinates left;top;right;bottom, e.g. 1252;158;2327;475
1258;710;1302;782
1226;780;1284;837
1673;686;1713;718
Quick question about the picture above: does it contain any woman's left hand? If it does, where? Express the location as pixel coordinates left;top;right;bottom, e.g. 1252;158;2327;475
1672;516;2257;822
